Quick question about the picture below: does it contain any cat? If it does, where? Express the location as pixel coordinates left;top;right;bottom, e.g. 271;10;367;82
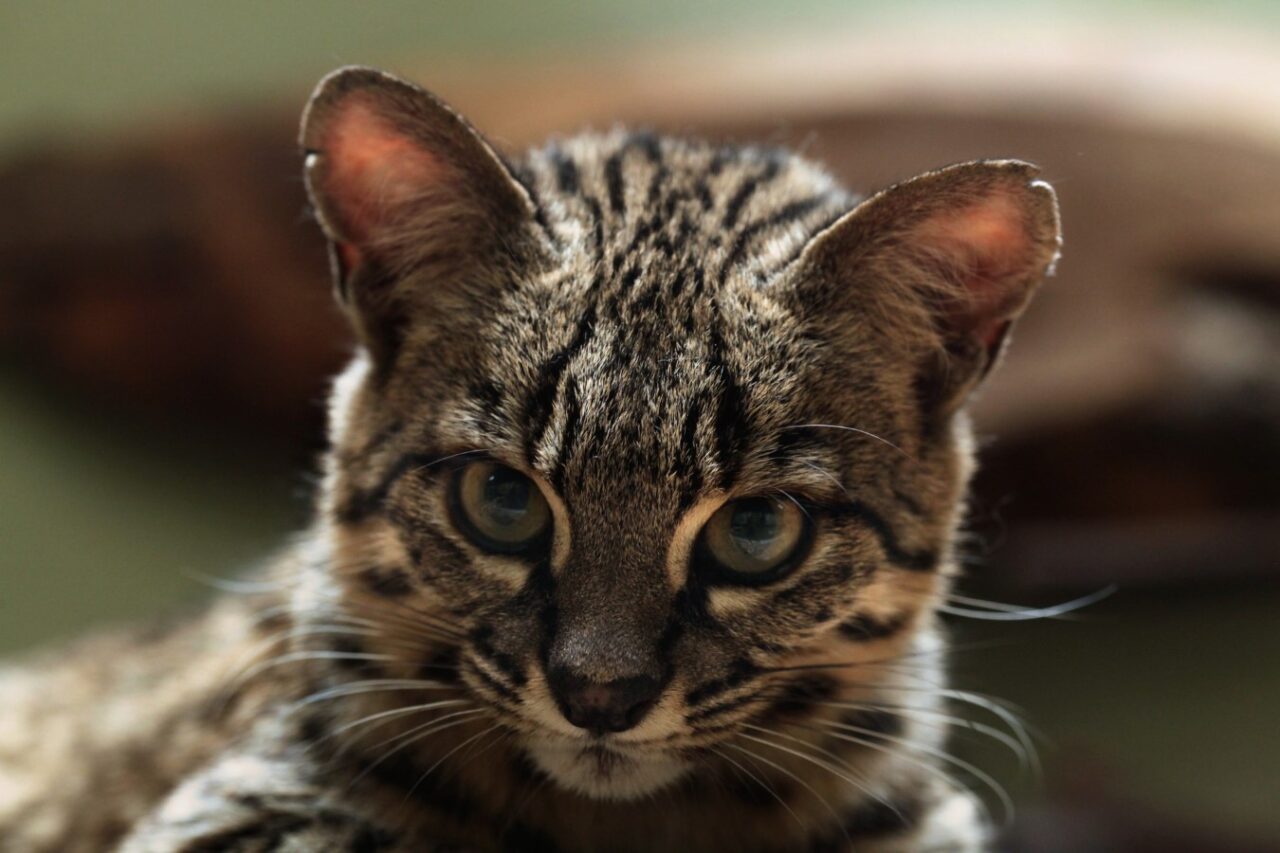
0;66;1060;852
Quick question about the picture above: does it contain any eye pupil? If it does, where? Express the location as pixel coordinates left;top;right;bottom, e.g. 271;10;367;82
729;499;781;557
483;469;532;523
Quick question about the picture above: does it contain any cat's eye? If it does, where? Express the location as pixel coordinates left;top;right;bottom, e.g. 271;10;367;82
449;462;552;556
696;496;811;585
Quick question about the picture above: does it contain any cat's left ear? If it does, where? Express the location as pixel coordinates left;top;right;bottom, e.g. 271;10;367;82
793;160;1061;417
299;67;542;366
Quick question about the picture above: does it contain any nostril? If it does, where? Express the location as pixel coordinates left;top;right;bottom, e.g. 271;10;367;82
548;668;661;735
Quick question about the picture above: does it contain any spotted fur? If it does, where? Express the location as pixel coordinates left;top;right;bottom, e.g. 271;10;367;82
0;67;1060;852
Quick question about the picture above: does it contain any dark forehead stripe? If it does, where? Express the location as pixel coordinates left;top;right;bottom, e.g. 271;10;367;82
706;322;749;489
547;143;579;194
523;297;597;466
720;194;832;280
548;378;581;494
604;131;663;218
722;157;781;230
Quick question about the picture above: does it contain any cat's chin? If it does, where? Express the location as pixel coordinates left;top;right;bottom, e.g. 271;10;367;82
524;737;689;801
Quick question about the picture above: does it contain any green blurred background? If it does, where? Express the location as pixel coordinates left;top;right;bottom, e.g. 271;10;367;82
2;2;1278;849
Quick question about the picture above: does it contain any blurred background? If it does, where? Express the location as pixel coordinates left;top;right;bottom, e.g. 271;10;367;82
1;2;1277;849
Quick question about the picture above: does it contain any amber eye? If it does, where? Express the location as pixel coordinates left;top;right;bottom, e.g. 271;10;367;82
696;496;810;585
449;462;552;555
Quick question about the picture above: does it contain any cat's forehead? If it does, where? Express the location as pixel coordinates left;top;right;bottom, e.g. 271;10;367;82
447;134;867;499
523;130;853;292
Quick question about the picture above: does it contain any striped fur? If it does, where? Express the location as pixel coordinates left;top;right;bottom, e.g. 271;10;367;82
0;67;1059;852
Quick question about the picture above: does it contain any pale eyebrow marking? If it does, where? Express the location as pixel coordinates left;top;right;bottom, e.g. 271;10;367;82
664;492;729;590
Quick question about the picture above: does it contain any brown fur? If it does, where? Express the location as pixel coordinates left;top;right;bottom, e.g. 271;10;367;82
0;67;1059;852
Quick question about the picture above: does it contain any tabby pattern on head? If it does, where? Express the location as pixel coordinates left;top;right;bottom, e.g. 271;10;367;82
287;66;1059;851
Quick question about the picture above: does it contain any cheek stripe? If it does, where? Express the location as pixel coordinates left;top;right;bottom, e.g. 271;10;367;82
469;625;528;688
837;612;908;642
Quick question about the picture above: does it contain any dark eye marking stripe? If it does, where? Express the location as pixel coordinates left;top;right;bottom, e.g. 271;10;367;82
891;485;929;518
385;507;470;577
722;158;781;230
829;500;939;572
837;612;909;642
337;418;405;467
336;451;446;524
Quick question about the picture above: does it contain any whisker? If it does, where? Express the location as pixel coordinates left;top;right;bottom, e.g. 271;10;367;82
780;423;909;457
182;569;292;595
813;700;1037;776
941;585;1116;622
738;728;884;811
331;606;467;643
344;708;488;790
328;699;471;741
224;649;396;701
289;679;458;712
800;718;1009;826
405;723;504;801
725;742;851;848
709;746;806;831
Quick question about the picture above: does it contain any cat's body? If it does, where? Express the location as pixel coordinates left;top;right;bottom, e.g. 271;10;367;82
0;68;1059;852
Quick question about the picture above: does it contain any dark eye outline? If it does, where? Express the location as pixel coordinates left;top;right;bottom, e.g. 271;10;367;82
692;496;815;587
446;460;554;559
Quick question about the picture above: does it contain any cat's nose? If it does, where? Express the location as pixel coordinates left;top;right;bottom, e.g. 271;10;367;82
547;667;662;735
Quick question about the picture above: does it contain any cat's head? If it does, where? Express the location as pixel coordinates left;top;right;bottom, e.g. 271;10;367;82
299;67;1059;801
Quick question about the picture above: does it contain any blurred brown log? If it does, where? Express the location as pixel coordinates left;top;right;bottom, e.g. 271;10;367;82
1;30;1277;586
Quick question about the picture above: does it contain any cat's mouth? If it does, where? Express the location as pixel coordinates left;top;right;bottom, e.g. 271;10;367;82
523;734;689;801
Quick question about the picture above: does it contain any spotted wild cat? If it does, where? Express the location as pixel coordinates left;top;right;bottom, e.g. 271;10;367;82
0;67;1060;851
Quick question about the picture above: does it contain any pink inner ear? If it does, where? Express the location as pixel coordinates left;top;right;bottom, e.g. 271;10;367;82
914;190;1033;347
322;97;447;245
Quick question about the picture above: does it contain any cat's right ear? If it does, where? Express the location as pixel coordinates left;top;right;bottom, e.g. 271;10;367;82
791;160;1061;421
300;67;541;365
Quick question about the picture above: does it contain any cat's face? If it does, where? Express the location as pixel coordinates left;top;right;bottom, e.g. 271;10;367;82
302;68;1059;801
